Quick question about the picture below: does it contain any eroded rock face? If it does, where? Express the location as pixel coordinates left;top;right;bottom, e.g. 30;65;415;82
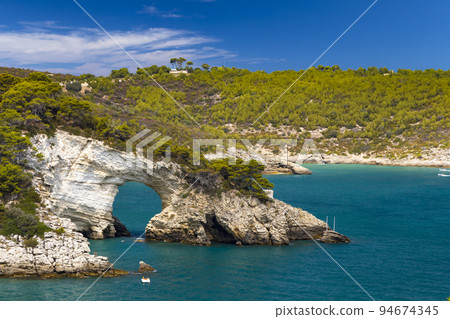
29;131;348;245
0;215;116;277
29;131;184;239
145;190;345;245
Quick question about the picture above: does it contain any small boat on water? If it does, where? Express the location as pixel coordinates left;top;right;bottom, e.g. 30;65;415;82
439;168;450;172
438;173;450;177
141;277;151;283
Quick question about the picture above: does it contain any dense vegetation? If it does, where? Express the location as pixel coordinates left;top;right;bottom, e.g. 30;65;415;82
0;189;51;239
72;64;449;158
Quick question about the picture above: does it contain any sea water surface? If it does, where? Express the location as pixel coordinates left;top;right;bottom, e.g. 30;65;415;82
1;165;449;301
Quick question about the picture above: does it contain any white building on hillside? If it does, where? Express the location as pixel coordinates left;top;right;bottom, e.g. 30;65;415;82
169;69;189;76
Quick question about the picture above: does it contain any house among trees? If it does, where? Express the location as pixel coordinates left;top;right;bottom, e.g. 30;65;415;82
169;57;193;76
169;69;189;76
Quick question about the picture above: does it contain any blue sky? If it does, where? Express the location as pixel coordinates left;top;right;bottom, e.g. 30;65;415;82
0;0;448;75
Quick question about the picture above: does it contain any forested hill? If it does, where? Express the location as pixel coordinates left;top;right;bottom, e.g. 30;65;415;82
1;65;449;156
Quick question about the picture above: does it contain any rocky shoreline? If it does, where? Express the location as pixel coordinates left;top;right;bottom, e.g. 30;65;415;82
207;145;449;176
0;212;124;278
321;153;449;168
262;151;449;174
146;189;350;245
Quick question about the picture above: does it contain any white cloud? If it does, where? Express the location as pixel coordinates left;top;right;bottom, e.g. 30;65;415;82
0;25;235;75
18;20;72;31
140;5;183;19
141;5;158;14
161;13;183;18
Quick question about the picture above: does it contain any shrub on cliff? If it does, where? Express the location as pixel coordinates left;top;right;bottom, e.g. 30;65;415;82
0;163;31;198
23;238;38;248
0;189;51;238
55;227;65;235
15;188;41;214
211;159;274;201
0;207;49;238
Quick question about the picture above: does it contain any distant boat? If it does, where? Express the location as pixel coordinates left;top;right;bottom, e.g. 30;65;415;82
438;173;450;177
141;277;151;283
439;168;450;172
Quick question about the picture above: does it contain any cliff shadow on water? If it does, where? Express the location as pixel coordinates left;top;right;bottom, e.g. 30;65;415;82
112;182;162;237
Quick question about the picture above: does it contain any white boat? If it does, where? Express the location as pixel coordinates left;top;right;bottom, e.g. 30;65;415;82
141;277;151;283
439;168;450;172
438;173;450;177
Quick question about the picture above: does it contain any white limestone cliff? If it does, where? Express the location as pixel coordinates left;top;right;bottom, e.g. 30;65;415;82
0;213;119;277
29;130;184;239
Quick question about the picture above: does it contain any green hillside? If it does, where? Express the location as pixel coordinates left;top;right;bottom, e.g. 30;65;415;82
84;64;450;157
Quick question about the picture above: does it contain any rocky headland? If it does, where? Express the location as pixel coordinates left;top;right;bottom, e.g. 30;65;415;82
0;213;123;277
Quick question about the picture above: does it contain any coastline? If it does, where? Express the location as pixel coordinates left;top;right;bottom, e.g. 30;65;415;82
2;130;446;278
262;150;450;175
263;157;449;175
320;153;449;168
0;269;128;279
223;146;450;175
3;163;449;301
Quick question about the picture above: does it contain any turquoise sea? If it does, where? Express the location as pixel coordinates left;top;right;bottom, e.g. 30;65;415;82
1;165;449;301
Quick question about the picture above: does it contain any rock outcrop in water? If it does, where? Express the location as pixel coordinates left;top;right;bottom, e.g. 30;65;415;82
146;189;346;245
28;130;349;245
138;261;155;272
0;214;122;277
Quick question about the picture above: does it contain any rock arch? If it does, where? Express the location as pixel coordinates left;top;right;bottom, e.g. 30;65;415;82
30;131;183;239
29;131;349;245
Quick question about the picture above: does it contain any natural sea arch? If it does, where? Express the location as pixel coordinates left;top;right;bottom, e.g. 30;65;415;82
112;182;162;236
30;130;347;245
